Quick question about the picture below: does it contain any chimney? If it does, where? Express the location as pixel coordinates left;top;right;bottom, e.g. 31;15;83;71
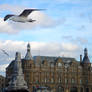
15;52;21;61
80;55;82;63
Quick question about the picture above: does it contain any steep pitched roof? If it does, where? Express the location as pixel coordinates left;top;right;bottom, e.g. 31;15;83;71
82;48;90;64
25;43;33;60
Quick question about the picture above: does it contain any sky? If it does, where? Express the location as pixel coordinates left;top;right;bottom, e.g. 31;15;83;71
0;0;92;76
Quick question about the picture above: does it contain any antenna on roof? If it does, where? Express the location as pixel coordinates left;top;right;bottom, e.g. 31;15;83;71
1;49;9;57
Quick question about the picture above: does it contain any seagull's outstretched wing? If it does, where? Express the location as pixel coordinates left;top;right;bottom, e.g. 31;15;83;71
4;14;14;21
1;49;9;57
19;9;45;17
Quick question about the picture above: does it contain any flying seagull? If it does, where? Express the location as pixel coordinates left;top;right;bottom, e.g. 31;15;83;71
1;49;9;57
4;9;45;23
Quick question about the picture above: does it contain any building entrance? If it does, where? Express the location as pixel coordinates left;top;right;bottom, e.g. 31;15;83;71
86;88;89;92
70;87;77;92
57;86;64;92
35;87;50;92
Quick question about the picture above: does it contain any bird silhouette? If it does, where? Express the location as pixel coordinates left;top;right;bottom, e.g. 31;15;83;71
4;9;45;23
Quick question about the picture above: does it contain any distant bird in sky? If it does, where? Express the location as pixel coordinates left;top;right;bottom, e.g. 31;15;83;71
1;49;9;57
4;9;45;23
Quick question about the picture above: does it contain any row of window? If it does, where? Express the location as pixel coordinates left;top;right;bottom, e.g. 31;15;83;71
25;73;82;84
29;77;82;84
27;63;83;72
27;62;81;68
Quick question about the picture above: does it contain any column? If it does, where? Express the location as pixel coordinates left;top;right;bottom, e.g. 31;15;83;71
53;88;56;92
65;88;70;92
78;87;80;92
89;87;91;92
83;87;85;92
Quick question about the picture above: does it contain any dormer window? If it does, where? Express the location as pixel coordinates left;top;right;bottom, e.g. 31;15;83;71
65;64;69;68
58;63;62;67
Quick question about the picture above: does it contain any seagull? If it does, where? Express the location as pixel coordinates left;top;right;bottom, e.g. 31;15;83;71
4;9;45;23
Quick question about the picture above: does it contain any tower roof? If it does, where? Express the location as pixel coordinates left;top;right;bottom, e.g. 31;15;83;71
14;52;22;74
82;48;90;64
25;43;33;60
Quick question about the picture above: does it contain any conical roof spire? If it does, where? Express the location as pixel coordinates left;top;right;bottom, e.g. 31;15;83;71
82;48;90;64
84;48;88;56
25;43;33;60
14;52;22;74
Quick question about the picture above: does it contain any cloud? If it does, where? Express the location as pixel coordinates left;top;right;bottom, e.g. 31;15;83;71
76;37;88;44
77;25;86;31
54;0;90;4
0;18;19;34
0;40;81;61
0;4;62;34
62;35;73;40
0;40;87;75
62;35;88;45
0;64;9;72
0;4;24;14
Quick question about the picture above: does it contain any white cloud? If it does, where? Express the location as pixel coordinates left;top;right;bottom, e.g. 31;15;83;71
0;40;81;60
0;18;18;34
0;4;24;14
0;40;86;75
0;64;9;72
62;35;88;45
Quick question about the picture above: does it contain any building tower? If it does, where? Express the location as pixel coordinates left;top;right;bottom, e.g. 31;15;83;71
5;52;29;92
25;43;33;60
82;48;91;92
82;48;90;64
22;43;34;92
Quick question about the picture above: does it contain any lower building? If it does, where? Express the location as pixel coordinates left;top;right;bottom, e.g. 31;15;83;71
6;43;92;92
0;75;5;92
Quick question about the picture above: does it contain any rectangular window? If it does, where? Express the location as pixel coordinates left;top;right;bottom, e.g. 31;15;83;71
80;79;82;84
71;78;75;84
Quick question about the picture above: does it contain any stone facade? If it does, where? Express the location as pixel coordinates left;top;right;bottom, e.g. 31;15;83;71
0;75;5;92
6;43;92;92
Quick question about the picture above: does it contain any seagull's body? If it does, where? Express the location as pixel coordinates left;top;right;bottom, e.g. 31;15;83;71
4;9;44;23
9;15;30;22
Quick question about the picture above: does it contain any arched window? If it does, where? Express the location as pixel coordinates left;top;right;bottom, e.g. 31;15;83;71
80;87;83;92
86;88;89;92
58;86;64;92
70;87;77;92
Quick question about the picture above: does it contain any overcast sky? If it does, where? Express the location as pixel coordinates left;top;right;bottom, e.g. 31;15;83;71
0;0;92;76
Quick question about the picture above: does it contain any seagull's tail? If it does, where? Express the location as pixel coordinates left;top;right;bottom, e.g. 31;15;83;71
28;20;36;22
